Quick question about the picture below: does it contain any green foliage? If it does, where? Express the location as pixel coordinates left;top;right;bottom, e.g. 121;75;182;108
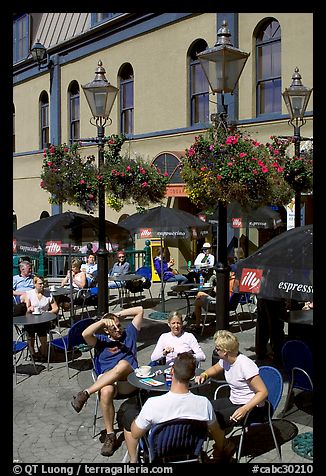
40;135;169;213
180;125;295;210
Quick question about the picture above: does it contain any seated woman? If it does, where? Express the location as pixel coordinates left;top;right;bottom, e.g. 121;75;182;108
154;249;188;284
58;259;87;311
195;330;268;462
150;311;206;365
22;275;58;361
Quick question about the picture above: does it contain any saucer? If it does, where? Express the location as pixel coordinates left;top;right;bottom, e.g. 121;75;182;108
135;372;155;378
32;311;42;315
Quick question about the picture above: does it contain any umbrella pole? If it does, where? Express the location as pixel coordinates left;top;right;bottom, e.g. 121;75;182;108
160;238;165;313
68;244;74;326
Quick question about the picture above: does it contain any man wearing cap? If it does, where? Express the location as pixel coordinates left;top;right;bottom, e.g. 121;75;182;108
194;242;215;267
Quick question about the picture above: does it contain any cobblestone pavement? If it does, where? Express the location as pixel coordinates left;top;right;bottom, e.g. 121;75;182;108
13;283;313;467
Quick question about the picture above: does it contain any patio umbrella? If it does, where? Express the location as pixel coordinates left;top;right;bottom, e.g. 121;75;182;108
236;224;313;302
13;211;132;320
207;201;284;229
119;206;211;315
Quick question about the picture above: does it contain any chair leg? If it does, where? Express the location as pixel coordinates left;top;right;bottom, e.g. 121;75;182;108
93;392;99;437
281;380;294;417
268;419;282;461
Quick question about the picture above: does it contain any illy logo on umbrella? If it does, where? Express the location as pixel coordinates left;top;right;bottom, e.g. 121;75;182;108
45;241;62;255
239;268;263;293
140;228;152;238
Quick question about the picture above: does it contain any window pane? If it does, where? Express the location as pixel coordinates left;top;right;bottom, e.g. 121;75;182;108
71;96;80;121
122;81;134;108
122;110;133;134
271;42;281;76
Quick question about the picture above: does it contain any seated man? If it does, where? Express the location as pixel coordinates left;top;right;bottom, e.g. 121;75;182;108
13;260;34;305
187;242;215;283
81;253;98;287
154;249;188;284
108;250;130;288
71;306;144;457
191;266;239;331
120;352;234;463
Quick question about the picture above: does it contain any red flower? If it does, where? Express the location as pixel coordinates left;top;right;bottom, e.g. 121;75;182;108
79;179;85;184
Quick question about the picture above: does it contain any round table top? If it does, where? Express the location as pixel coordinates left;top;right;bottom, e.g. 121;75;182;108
171;283;213;294
127;364;205;393
288;309;313;326
13;311;58;326
110;274;142;281
46;287;77;296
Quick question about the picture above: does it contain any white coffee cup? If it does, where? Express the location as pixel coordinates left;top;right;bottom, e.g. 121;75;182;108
50;285;56;291
34;306;40;314
138;365;151;376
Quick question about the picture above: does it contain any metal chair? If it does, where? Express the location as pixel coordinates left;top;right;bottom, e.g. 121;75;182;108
202;292;243;335
212;365;283;462
139;418;208;463
281;339;313;416
13;331;37;384
47;317;94;378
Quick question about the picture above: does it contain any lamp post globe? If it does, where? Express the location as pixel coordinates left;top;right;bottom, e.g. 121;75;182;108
82;61;119;317
282;67;312;228
197;20;249;330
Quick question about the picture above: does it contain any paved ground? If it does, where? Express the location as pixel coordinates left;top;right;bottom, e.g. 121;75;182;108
13;282;313;467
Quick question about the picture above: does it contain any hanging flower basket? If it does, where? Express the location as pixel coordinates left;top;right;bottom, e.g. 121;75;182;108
180;125;294;211
40;135;169;213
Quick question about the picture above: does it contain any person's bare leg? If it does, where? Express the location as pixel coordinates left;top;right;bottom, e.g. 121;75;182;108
38;335;48;357
194;292;207;327
86;360;133;396
124;429;139;463
99;385;116;434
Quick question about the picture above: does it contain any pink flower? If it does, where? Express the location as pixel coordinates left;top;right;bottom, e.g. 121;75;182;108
141;182;149;187
79;179;85;184
40;180;45;188
47;161;53;167
261;166;268;173
64;148;69;153
277;166;284;173
252;140;260;147
227;162;233;167
239;152;247;158
164;172;169;177
187;148;196;157
88;194;94;200
209;144;214;151
121;173;125;177
200;167;207;171
97;175;103;180
273;149;279;155
217;175;222;181
253;169;258;175
109;139;115;144
49;146;55;154
225;135;238;145
126;165;131;172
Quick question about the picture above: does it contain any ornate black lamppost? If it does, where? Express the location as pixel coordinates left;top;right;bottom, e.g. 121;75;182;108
82;61;118;317
282;67;312;227
197;20;250;330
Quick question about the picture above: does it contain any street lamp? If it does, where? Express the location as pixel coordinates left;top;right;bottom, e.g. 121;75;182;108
197;20;250;330
82;61;119;317
31;41;53;70
282;67;312;227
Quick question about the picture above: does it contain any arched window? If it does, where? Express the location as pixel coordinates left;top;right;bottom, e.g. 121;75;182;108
39;91;49;149
40;211;50;219
13;104;15;152
256;19;281;115
119;64;134;135
68;81;80;143
152;153;182;184
188;40;209;126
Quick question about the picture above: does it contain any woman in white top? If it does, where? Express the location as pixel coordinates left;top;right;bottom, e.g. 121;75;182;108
61;259;87;289
195;330;268;461
23;275;58;361
150;311;206;365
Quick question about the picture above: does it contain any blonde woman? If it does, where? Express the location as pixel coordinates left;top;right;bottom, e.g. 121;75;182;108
195;330;268;462
23;275;58;361
150;311;206;364
61;259;87;289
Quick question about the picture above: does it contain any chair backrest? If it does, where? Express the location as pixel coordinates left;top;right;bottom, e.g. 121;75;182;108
281;339;313;390
229;292;241;311
67;318;94;349
259;365;283;415
146;418;208;463
136;266;152;280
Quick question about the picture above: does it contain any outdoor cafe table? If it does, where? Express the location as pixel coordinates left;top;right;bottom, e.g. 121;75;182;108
127;365;207;405
13;312;58;336
109;273;143;306
171;283;213;322
286;309;313;348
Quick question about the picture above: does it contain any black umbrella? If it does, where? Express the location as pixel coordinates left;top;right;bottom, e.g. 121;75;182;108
120;206;211;313
13;211;132;320
236;225;313;302
207;201;284;229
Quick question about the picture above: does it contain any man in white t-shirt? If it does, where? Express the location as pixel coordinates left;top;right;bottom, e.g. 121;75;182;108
121;352;222;463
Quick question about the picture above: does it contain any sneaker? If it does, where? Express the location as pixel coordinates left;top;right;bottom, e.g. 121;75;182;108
71;390;89;413
100;432;117;457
